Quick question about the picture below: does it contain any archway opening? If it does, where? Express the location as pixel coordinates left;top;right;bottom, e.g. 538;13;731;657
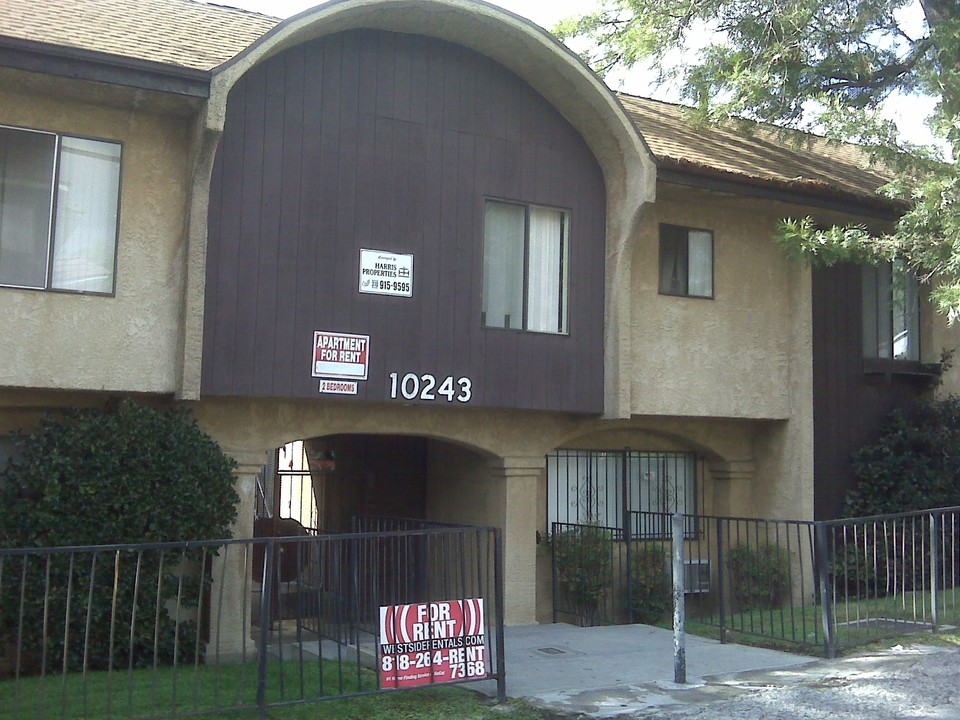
254;433;493;536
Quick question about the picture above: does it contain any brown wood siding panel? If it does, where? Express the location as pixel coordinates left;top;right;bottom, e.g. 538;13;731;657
812;265;930;519
271;49;305;396
203;30;606;412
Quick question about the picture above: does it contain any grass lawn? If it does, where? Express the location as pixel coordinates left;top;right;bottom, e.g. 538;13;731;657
0;658;541;720
8;590;960;720
660;587;960;655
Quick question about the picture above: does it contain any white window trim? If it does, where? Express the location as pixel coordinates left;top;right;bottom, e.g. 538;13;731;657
481;198;570;335
658;223;714;299
0;124;122;295
862;260;920;362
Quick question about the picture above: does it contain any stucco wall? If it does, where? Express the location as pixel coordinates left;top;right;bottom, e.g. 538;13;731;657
931;310;960;396
623;184;817;521
0;75;192;393
628;187;802;419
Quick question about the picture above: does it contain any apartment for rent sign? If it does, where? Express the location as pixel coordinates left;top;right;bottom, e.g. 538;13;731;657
312;331;369;380
379;598;488;689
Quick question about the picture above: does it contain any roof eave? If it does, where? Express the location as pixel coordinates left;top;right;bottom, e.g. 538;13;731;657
656;156;904;222
0;36;211;97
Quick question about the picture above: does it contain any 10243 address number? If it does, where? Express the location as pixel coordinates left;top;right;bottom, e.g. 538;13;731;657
388;373;472;403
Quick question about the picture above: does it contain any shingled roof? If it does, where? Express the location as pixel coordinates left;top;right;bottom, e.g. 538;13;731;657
0;0;278;71
618;94;892;207
0;0;892;209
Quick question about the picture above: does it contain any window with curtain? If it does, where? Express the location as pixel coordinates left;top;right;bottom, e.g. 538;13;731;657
862;260;920;361
658;224;713;298
482;199;568;334
0;126;121;294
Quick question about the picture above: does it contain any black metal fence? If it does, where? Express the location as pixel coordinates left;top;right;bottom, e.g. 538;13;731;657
819;508;960;651
546;450;704;534
0;519;504;719
551;506;960;656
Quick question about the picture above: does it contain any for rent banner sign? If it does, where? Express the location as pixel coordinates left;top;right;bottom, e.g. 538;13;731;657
378;598;488;689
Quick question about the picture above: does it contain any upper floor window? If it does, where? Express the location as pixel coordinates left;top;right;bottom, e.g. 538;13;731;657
659;224;713;298
862;260;920;362
0;126;121;294
482;199;569;334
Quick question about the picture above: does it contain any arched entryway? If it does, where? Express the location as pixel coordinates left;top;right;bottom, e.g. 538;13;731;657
254;433;500;535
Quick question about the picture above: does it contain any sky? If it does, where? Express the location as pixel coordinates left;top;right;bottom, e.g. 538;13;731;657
217;0;686;101
216;0;940;149
225;0;587;27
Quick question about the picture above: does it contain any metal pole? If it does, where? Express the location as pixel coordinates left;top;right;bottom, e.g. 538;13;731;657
622;450;632;622
672;512;686;684
493;528;507;703
716;519;726;643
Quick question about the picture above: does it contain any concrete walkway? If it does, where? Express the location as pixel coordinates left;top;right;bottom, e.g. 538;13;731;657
473;623;816;717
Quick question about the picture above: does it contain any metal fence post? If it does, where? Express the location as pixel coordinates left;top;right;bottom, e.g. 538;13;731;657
930;513;940;630
551;523;558;624
257;538;274;719
672;512;686;684
346;535;360;647
493;528;507;703
814;523;835;658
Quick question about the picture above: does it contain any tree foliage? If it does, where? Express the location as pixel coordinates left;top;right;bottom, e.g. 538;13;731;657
557;0;960;320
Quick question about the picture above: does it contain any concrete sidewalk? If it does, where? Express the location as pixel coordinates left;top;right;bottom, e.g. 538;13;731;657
472;623;816;717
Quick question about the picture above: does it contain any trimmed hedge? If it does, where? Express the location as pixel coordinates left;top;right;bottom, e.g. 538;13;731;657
0;400;239;672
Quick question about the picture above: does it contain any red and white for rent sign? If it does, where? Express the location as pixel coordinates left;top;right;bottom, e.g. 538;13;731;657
378;598;489;689
312;331;369;380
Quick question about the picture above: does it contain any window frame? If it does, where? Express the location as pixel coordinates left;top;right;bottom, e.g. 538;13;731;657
861;260;921;363
481;197;570;335
0;124;123;296
658;223;714;299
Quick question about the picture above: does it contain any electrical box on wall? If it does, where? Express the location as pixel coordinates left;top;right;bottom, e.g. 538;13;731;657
683;559;711;594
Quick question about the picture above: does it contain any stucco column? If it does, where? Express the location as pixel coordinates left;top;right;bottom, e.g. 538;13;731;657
709;460;755;517
208;447;268;660
486;456;544;625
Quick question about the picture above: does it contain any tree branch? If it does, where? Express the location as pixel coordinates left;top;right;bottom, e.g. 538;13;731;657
820;36;935;92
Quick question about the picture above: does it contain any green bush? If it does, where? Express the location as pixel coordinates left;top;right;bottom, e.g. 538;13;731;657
845;395;960;516
837;396;960;599
0;400;239;673
727;544;789;611
629;543;670;624
552;525;612;626
828;532;890;599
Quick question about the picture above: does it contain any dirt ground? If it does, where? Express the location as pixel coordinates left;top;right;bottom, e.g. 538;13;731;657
628;642;960;719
